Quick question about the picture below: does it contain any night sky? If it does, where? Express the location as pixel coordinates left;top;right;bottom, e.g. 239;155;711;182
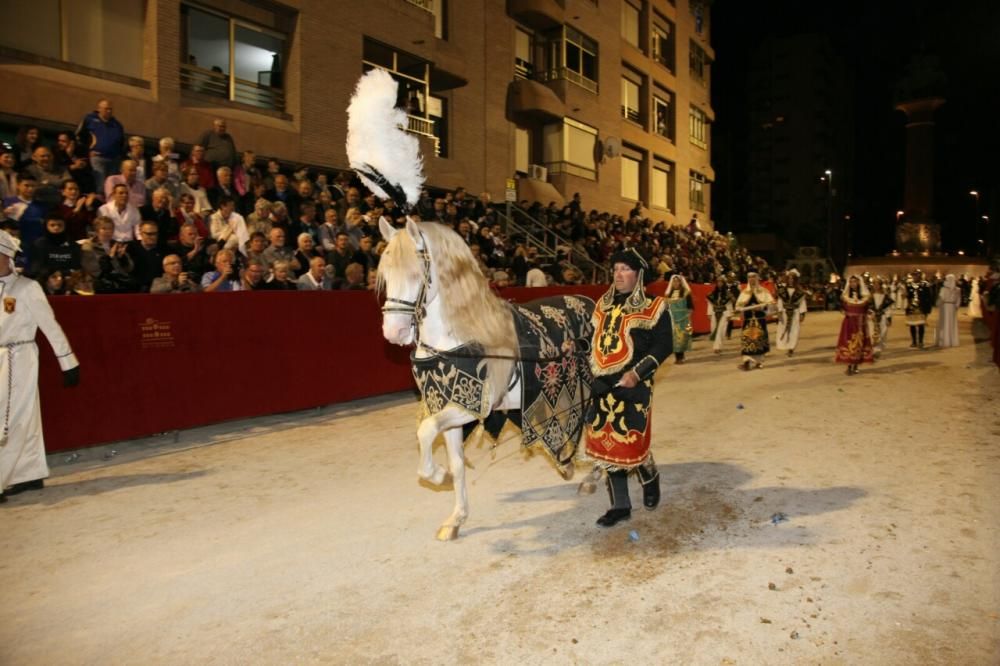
711;0;1000;257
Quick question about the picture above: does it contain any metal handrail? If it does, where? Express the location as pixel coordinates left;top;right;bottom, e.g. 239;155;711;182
496;205;610;284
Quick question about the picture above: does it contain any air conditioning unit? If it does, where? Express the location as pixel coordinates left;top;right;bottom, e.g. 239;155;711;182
528;164;548;181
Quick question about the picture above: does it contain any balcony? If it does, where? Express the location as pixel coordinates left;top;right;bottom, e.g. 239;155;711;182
180;63;286;113
405;115;440;158
506;78;565;124
507;0;565;31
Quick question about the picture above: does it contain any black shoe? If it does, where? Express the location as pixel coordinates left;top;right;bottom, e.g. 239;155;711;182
596;508;631;527
642;478;660;510
0;492;6;504
6;479;44;496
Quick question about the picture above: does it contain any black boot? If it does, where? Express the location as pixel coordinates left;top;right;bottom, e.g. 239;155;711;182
636;460;661;510
918;325;925;348
909;326;917;347
6;479;44;495
596;470;631;527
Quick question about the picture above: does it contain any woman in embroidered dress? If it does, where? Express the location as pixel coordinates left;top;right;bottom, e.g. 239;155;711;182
665;274;693;363
736;271;773;371
706;275;733;354
835;274;874;375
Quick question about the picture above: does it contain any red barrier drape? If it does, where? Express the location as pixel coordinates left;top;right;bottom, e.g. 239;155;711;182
36;281;742;452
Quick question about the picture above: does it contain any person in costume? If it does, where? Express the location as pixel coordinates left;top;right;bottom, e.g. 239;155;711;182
0;230;80;503
735;271;773;371
775;268;808;357
904;270;933;348
664;273;693;363
583;248;673;527
869;276;894;356
835;274;874;375
706;275;734;353
934;273;960;348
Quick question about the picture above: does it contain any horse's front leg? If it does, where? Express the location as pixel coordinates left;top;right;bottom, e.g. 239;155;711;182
416;412;450;485
436;426;469;542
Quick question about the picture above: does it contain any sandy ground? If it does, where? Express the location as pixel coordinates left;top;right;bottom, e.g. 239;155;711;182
1;310;999;665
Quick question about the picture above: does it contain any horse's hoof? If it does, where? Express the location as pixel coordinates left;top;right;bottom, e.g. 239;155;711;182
430;465;449;485
435;525;460;541
577;480;598;495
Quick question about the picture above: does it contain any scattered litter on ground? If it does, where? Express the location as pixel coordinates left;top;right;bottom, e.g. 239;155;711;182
103;450;118;460
628;530;640;543
771;512;789;524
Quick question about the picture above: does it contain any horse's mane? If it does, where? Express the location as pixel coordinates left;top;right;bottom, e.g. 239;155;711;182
380;223;517;355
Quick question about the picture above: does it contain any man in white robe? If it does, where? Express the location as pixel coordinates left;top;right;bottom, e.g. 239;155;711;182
935;274;960;347
775;269;808;356
0;230;79;502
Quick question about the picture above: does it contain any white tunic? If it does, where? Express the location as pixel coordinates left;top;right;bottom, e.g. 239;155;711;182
0;272;79;489
775;288;808;350
870;293;892;352
935;285;960;347
706;298;732;351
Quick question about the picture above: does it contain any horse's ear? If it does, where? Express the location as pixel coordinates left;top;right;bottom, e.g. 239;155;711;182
379;217;396;241
405;217;423;249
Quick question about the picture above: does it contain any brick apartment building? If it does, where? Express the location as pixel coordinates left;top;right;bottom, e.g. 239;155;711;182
0;0;714;225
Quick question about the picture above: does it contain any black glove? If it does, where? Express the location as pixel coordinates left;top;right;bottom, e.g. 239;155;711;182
590;377;612;396
63;366;80;388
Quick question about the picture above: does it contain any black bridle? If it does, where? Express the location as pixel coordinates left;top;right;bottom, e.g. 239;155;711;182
381;229;434;345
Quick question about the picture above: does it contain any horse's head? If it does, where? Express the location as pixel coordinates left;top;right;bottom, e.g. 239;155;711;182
377;217;433;346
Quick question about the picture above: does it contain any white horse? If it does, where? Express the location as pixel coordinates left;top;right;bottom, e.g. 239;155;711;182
377;217;594;540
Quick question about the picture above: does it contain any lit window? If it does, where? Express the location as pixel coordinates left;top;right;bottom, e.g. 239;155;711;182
651;161;671;211
621;155;640;201
0;0;145;79
651;16;675;71
621;76;641;123
540;26;599;93
182;4;289;112
654;91;673;141
542;118;598;180
621;2;640;49
689;105;707;148
515;27;534;79
689;170;706;212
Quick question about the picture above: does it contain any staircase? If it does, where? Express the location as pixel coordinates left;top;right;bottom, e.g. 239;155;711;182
495;204;610;284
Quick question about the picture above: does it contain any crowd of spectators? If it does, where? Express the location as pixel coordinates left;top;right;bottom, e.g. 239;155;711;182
1;96;770;296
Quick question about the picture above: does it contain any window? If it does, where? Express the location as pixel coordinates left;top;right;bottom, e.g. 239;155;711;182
653;88;673;141
689;41;707;83
621;155;640;202
689;105;707;148
362;38;444;157
514;126;531;175
689;170;706;212
690;0;708;36
540;26;598;93
621;2;640;50
182;4;288;112
542;118;598;180
621;74;641;124
651;159;671;211
515;27;533;79
651;16;675;72
0;0;145;79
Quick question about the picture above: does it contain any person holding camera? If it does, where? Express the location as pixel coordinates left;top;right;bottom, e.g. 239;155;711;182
150;254;199;293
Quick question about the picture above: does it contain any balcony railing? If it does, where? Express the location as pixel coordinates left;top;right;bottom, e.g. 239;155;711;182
403;0;434;11
180;63;286;113
535;66;598;94
406;114;440;157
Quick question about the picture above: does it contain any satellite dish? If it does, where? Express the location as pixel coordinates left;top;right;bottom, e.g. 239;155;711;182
604;136;622;159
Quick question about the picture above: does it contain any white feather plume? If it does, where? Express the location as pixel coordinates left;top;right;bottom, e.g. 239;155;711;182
346;68;425;207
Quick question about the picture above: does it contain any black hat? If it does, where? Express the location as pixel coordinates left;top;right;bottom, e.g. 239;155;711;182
610;247;648;273
0;142;14;156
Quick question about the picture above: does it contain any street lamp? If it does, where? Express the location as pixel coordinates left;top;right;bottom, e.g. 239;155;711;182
823;169;834;266
969;190;982;256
